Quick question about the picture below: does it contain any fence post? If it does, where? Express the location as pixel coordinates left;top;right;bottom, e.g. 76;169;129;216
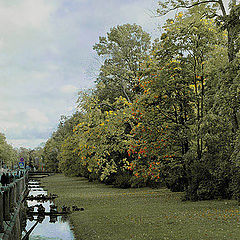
19;178;23;197
9;183;16;212
0;191;4;232
3;187;11;221
13;183;17;209
15;180;20;202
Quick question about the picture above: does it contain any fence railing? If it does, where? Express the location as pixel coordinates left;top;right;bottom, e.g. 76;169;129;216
0;171;28;239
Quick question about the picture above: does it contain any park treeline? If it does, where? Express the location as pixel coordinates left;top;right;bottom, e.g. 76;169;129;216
0;133;18;168
0;132;44;170
43;3;240;201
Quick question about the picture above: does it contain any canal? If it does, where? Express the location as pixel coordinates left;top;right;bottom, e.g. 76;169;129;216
21;179;75;240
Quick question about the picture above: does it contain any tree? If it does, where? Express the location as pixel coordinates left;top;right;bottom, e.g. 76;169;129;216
0;133;18;169
157;0;240;132
70;91;135;186
93;23;151;103
43;112;83;172
124;5;239;199
42;3;239;199
31;146;44;170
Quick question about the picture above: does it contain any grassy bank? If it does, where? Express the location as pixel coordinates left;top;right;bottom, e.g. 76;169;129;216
42;174;240;240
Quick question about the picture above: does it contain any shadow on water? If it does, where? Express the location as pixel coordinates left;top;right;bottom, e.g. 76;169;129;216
21;180;75;240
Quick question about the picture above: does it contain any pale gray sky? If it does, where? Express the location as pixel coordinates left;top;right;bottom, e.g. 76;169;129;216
0;0;165;149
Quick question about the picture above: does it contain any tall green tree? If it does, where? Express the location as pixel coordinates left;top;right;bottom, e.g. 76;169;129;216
93;23;151;103
157;0;240;133
43;113;82;172
155;0;239;199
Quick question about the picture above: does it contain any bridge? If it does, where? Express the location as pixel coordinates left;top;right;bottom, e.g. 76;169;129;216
0;172;28;240
28;171;54;178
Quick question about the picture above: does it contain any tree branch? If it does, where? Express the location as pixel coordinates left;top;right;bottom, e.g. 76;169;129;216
157;0;226;17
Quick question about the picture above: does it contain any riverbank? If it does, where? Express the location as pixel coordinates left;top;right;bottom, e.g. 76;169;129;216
42;174;240;240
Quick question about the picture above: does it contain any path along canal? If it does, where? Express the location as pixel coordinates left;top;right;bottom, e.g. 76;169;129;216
21;179;75;240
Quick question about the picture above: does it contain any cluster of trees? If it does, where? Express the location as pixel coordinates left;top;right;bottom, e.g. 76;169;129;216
0;132;18;168
17;146;44;170
43;1;240;200
0;133;44;171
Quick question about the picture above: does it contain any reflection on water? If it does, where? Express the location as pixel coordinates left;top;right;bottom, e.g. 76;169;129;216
26;215;74;240
22;180;75;240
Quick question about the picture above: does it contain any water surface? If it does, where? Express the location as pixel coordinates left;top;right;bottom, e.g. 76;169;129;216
22;180;75;240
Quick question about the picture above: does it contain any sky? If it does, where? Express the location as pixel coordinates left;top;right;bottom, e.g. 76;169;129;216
0;0;167;149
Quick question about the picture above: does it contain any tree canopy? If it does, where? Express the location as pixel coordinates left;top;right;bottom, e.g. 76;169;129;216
0;132;18;169
43;3;240;201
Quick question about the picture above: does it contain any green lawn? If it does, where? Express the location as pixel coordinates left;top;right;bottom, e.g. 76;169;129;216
42;174;240;240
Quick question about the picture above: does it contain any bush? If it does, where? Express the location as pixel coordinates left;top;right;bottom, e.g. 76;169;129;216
113;172;132;188
88;172;99;182
164;165;188;192
184;157;234;201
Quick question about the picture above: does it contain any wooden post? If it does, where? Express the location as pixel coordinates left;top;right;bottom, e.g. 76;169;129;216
0;191;4;232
